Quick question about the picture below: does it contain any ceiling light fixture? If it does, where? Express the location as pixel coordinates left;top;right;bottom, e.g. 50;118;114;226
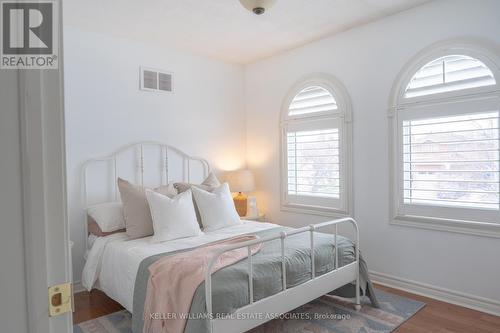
239;0;277;15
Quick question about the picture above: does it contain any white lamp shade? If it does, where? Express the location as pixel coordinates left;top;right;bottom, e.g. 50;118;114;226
225;169;255;193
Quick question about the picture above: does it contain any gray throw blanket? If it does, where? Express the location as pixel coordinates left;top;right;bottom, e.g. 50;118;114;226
133;226;379;333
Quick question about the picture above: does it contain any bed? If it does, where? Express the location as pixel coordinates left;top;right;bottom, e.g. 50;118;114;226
81;142;378;333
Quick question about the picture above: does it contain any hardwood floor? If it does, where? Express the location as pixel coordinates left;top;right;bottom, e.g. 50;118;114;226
73;289;124;324
375;284;500;333
73;284;500;332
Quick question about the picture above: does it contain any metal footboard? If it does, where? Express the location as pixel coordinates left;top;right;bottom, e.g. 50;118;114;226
204;217;360;333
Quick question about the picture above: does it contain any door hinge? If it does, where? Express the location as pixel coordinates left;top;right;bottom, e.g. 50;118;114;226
48;282;73;316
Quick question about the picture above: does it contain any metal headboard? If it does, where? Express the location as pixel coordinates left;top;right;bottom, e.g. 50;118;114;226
81;141;210;237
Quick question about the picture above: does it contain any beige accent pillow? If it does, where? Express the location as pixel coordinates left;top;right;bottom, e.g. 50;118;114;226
174;172;221;227
117;178;177;239
174;172;220;193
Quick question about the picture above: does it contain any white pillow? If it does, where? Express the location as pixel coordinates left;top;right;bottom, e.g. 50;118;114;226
87;202;125;232
145;189;202;243
191;183;242;232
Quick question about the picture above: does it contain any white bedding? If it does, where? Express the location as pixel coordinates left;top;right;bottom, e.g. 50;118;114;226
81;221;279;312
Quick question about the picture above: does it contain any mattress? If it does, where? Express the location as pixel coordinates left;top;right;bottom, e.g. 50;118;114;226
81;220;279;311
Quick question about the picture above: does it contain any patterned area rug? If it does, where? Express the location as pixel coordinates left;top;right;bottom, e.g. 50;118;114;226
74;289;425;333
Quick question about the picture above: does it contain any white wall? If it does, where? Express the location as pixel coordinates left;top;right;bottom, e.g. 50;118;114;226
244;0;500;303
64;26;246;280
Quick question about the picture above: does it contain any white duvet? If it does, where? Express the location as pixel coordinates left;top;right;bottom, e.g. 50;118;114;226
81;221;278;312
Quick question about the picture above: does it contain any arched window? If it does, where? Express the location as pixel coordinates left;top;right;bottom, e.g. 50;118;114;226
389;42;500;236
281;75;352;215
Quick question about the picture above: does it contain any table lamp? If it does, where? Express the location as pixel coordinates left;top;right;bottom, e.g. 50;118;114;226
225;169;255;217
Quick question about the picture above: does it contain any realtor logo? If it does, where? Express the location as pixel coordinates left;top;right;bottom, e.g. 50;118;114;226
1;0;58;69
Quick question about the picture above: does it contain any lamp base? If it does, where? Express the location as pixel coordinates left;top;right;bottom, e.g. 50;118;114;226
233;192;248;217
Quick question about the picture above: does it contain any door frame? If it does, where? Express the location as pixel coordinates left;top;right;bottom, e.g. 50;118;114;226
19;0;73;332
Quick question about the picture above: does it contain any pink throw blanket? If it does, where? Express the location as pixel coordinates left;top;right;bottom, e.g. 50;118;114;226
143;235;261;333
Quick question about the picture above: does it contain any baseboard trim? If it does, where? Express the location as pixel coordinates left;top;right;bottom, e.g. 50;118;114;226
73;280;85;294
370;270;500;316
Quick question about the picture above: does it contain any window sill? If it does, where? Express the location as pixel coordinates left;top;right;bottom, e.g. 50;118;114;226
391;215;500;239
281;203;350;219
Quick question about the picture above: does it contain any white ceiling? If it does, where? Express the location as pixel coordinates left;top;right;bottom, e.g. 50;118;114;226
64;0;432;64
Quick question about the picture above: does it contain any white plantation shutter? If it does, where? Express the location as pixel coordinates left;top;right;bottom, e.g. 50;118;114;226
282;82;347;213
287;128;340;198
403;111;500;209
289;86;338;116
405;55;496;98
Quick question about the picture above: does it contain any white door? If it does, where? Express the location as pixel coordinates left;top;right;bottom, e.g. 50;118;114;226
0;0;73;331
0;61;30;333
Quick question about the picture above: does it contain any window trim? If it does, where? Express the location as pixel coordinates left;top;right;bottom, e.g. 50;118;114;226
389;39;500;238
280;73;353;217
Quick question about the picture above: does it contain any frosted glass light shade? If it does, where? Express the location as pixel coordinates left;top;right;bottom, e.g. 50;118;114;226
239;0;277;14
225;169;255;193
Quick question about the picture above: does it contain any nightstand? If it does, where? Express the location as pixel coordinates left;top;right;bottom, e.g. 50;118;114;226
241;213;266;222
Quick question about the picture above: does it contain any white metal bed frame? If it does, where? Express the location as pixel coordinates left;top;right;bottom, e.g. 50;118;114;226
205;217;361;333
81;141;209;237
81;141;361;333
